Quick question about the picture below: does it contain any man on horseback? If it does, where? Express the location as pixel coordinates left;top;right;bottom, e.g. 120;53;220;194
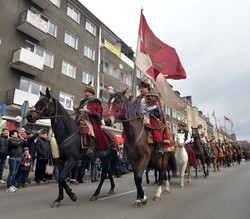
74;85;112;161
177;122;198;169
134;81;172;155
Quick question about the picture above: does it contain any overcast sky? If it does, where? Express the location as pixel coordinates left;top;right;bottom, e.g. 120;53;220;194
80;0;250;141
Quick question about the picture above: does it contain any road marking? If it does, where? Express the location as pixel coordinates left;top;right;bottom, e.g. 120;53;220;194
98;187;149;201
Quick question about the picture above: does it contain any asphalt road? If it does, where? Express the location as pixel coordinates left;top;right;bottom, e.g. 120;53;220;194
0;162;250;219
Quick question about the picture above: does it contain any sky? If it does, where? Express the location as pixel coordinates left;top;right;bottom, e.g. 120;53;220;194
80;0;250;141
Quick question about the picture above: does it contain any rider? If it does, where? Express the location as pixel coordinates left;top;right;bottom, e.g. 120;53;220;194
177;121;198;169
134;80;172;154
74;84;112;161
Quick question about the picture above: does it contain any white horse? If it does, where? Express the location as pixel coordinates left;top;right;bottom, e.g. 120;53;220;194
175;133;192;188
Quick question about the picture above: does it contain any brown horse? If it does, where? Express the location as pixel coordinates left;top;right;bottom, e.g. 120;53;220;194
104;90;176;207
191;127;209;177
210;142;224;171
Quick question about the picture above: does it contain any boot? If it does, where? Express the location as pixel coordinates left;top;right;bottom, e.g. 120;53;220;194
156;143;164;155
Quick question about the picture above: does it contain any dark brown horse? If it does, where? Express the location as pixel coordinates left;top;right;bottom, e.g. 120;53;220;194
26;89;118;207
104;90;176;207
191;127;209;177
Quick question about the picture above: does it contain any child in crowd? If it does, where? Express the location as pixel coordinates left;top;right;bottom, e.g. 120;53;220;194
17;147;32;188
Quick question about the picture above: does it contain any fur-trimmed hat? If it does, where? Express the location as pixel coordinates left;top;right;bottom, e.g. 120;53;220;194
139;80;151;90
84;85;96;95
178;121;187;128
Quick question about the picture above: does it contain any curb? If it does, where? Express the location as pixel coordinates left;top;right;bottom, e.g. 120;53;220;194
0;179;58;191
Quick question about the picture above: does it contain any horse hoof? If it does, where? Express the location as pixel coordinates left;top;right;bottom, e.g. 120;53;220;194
163;190;170;194
141;196;148;205
51;202;60;208
133;200;142;208
90;196;98;201
70;194;77;202
108;189;114;195
180;185;184;189
153;196;161;201
187;180;191;183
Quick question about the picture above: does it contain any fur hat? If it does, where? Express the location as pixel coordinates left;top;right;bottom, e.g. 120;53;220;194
178;121;187;128
138;80;151;90
84;85;96;95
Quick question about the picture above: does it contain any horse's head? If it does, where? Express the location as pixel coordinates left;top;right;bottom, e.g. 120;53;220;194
176;133;185;148
27;88;55;123
191;127;199;139
103;89;128;126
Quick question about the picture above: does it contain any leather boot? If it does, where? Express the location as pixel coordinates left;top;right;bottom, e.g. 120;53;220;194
85;147;95;163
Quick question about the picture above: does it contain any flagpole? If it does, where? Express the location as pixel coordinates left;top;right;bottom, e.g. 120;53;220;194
212;111;219;141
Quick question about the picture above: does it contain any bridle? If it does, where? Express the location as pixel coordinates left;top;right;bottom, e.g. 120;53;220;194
29;96;75;122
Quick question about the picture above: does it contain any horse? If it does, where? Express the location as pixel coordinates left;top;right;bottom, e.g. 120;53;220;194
26;88;118;207
191;127;209;177
175;133;191;188
104;90;177;207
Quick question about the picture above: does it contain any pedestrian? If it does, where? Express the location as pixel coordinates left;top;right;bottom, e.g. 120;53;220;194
35;130;51;184
6;129;24;192
0;128;9;184
17;147;32;187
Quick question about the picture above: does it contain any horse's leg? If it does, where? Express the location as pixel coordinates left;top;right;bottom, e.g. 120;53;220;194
180;163;187;188
145;167;150;184
107;156;115;195
187;164;192;183
51;159;64;208
154;168;158;184
58;158;78;202
90;160;107;201
132;157;149;207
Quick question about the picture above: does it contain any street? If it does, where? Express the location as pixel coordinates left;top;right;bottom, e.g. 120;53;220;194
0;162;249;219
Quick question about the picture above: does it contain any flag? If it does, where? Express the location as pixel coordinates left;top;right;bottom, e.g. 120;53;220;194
224;116;231;122
135;10;186;82
212;110;216;119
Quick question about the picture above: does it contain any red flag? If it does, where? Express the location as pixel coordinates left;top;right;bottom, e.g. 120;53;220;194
135;10;186;81
224;116;231;122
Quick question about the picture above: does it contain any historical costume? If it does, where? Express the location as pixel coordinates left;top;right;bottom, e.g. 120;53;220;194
74;85;112;160
178;122;198;169
134;81;173;154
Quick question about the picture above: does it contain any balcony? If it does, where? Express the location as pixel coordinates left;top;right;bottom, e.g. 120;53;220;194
16;10;48;41
30;0;51;9
10;48;44;76
121;53;134;68
6;89;40;106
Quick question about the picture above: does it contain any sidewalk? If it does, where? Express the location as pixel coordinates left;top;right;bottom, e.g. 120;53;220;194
0;168;92;190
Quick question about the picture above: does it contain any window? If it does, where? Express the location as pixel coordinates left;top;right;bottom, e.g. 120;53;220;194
172;109;176;118
173;124;177;134
19;78;48;96
67;5;80;23
24;42;54;68
61;61;76;78
177;112;180;120
59;91;74;110
49;0;60;7
136;86;140;97
181;114;184;122
84;46;95;60
136;68;142;78
48;21;57;37
82;72;93;85
85;19;96;36
64;32;78;49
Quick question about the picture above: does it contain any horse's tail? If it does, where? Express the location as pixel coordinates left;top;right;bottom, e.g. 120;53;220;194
168;152;177;176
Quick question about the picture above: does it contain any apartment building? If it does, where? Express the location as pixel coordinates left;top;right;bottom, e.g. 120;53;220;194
0;0;134;133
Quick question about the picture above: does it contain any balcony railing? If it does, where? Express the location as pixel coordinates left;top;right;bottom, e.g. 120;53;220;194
6;89;40;106
10;48;44;76
30;0;51;9
121;53;134;68
16;10;48;41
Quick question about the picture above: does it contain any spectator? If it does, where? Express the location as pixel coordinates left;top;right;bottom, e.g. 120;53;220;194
77;154;90;183
91;159;98;182
17;147;32;188
26;129;41;172
0;128;9;184
18;128;27;140
35;130;51;184
6;129;24;192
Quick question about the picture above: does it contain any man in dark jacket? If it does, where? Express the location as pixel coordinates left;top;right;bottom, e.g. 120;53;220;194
0;128;9;184
35;130;51;183
6;129;24;192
